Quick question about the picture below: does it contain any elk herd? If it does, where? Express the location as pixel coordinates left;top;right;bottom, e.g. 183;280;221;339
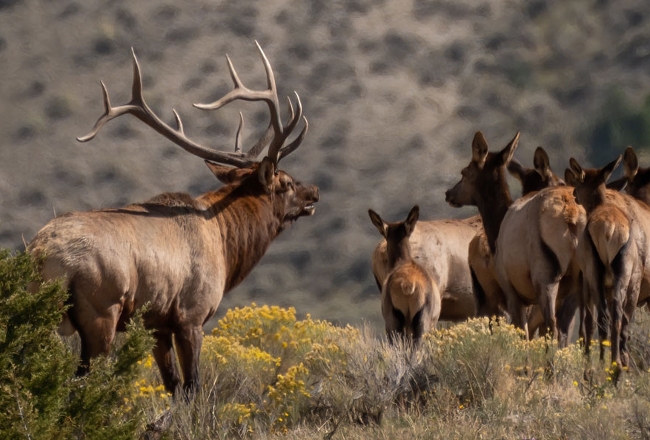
21;42;650;397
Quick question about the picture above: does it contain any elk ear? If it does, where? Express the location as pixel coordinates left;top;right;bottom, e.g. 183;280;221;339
569;158;585;182
623;146;639;181
258;157;276;192
205;160;243;184
498;131;520;166
404;205;420;235
507;157;525;183
533;147;552;179
600;155;622;184
564;168;579;187
471;131;489;166
368;209;387;238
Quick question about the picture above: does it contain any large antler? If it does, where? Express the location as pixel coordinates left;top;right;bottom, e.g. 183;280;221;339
194;41;307;165
78;42;308;168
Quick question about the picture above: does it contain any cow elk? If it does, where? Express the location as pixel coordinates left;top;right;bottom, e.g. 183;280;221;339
445;132;585;346
471;146;567;333
368;206;441;344
28;43;320;397
568;155;650;369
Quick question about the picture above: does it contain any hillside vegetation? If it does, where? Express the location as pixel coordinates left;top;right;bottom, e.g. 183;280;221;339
2;0;650;330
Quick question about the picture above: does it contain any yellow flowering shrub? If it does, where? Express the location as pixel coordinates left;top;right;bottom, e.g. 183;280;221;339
212;303;297;357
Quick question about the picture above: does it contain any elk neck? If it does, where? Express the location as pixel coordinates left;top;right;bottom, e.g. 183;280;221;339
583;184;608;213
475;169;513;254
386;235;413;269
200;185;283;293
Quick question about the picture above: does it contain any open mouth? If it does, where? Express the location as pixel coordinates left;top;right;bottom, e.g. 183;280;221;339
446;200;462;208
302;203;316;216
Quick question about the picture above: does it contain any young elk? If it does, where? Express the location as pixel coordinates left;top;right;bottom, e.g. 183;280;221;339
368;206;441;344
372;215;482;322
568;156;650;369
28;43;319;397
445;132;585;346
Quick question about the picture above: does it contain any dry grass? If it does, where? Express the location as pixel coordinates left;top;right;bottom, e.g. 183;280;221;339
127;304;650;439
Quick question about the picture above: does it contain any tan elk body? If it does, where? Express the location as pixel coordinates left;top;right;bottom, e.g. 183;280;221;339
372;215;481;321
469;146;568;334
445;132;585;345
369;206;441;343
28;44;319;396
568;155;650;368
372;147;565;327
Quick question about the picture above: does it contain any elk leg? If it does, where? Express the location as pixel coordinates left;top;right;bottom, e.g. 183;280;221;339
505;292;529;338
174;326;204;398
596;303;609;362
71;304;119;376
152;331;181;395
536;280;559;341
556;293;579;348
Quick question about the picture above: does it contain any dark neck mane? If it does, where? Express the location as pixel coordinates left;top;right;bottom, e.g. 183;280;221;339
386;239;412;268
476;168;513;254
200;182;283;293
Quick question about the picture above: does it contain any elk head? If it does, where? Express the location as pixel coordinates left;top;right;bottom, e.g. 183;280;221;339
567;155;622;212
368;205;419;267
603;147;650;204
78;42;319;227
445;131;520;208
507;146;565;195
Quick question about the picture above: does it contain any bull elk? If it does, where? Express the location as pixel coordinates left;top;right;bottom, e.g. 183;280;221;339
368;206;441;344
27;43;320;397
445;132;585;345
568;154;650;369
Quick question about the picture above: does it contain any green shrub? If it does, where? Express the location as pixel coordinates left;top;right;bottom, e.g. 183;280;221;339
0;250;153;439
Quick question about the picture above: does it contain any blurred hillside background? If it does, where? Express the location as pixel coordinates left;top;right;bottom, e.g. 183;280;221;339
1;0;650;332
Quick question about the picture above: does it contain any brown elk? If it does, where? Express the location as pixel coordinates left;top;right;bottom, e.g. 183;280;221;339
609;146;650;204
568;154;650;369
368;206;441;344
471;146;566;325
371;147;564;326
27;43;319;397
445;132;585;345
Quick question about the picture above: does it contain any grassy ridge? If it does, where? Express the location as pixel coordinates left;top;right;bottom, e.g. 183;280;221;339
3;250;650;439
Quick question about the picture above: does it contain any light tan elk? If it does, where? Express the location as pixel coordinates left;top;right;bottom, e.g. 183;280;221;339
369;206;441;343
445;132;585;345
372;214;481;322
568;155;650;368
371;147;565;327
471;146;567;331
28;43;319;396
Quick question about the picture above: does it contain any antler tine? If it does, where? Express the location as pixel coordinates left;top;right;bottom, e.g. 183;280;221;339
194;42;286;163
279;116;308;161
245;94;301;159
283;92;303;139
172;109;184;134
234;112;244;154
77;48;256;168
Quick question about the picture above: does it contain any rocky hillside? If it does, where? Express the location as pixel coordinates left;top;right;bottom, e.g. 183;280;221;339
2;0;650;331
